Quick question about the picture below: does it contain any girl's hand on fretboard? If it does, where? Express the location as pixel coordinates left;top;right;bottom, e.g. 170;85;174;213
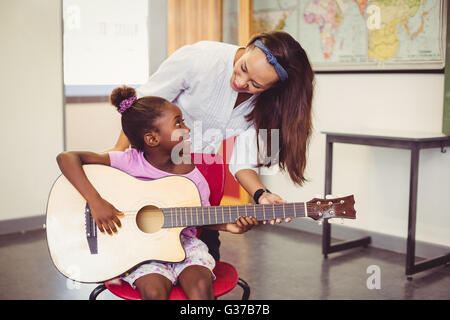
224;216;259;234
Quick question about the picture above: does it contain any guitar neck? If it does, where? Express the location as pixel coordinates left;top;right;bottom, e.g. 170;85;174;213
161;202;307;228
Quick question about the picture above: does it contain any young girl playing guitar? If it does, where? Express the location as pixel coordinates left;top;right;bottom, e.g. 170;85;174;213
56;86;259;300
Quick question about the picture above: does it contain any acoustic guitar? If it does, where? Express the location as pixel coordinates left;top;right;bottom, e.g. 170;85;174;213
46;165;356;283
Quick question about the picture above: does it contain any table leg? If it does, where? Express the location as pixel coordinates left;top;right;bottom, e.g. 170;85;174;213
322;138;371;258
406;146;419;278
405;147;450;279
322;139;333;258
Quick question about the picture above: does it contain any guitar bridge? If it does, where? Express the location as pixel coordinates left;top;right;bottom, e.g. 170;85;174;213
85;203;98;254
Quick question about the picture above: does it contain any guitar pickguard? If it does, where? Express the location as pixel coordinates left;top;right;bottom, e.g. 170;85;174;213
85;203;98;254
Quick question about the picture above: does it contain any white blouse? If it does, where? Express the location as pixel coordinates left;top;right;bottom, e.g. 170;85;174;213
136;41;271;178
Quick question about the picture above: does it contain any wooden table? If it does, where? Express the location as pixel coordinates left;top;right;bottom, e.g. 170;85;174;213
322;130;450;279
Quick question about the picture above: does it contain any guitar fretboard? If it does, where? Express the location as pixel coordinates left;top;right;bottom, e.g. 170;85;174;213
161;202;307;228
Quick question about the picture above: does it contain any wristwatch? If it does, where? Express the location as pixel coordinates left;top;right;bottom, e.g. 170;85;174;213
253;188;271;204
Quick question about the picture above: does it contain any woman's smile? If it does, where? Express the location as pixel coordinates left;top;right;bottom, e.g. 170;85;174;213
232;78;246;91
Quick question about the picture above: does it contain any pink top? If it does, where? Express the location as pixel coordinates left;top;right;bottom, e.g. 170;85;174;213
109;149;211;237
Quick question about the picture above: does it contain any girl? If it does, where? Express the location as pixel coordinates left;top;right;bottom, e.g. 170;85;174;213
57;86;258;300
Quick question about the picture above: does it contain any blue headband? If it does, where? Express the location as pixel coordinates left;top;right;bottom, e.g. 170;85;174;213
253;40;288;82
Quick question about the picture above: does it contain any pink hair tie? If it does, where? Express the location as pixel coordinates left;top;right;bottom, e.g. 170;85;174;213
118;96;137;114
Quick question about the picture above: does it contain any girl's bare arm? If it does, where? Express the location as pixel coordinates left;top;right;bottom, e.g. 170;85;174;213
56;151;123;235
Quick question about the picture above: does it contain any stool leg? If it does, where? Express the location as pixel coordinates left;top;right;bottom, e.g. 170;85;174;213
237;278;250;300
89;284;107;300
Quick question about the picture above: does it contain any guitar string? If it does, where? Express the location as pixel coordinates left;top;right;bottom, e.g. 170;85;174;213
111;203;344;216
108;202;341;212
104;203;347;225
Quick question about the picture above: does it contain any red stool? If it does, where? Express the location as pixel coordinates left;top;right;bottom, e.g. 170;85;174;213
89;153;250;300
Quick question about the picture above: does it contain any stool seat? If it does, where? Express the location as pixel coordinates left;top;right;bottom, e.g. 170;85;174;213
104;261;239;300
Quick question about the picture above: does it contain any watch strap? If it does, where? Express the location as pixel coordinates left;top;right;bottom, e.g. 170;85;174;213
253;188;271;204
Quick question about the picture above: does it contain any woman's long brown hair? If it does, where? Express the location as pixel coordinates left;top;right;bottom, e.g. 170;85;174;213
245;31;315;186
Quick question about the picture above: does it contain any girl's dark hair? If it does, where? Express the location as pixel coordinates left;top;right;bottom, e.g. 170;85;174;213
110;85;168;151
246;31;315;186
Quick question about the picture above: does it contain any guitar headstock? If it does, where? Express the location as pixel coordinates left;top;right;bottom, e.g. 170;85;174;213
306;195;356;221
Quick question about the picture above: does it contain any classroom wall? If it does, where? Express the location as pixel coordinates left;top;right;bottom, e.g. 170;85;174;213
65;102;121;151
0;0;64;223
261;73;450;248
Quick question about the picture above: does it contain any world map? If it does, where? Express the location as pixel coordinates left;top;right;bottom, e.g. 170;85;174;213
252;0;445;70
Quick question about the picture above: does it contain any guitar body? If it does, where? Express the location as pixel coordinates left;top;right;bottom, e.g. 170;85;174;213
46;165;202;283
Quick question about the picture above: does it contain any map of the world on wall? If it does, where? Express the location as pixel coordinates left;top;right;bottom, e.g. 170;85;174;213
252;0;446;71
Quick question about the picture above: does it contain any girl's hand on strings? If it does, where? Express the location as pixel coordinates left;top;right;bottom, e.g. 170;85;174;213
258;192;292;225
88;196;124;235
225;216;259;234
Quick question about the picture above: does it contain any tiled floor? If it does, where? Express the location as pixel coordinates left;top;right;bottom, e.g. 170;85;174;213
0;225;449;300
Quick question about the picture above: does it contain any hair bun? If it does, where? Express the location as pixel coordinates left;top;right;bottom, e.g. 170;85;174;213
110;85;137;111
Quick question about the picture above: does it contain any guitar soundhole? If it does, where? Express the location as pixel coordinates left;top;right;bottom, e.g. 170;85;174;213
136;205;164;234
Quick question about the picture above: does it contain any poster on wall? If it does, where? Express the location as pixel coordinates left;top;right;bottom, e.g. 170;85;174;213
250;0;447;71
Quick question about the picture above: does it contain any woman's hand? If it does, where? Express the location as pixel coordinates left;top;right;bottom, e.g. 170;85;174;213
259;192;292;225
88;196;124;235
224;216;259;234
234;170;291;225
